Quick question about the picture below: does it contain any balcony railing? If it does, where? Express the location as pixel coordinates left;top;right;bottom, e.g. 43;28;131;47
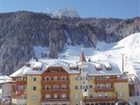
95;78;128;83
41;80;69;85
15;81;27;85
83;96;116;102
41;88;69;94
12;90;26;97
41;97;70;102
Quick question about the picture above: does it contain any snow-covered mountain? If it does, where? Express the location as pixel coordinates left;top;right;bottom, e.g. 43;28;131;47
0;11;139;75
52;7;80;18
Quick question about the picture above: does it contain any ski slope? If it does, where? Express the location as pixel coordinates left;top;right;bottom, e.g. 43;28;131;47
60;33;140;72
33;33;140;72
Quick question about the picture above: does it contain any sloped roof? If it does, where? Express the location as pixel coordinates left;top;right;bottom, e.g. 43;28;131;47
0;75;11;84
10;58;122;77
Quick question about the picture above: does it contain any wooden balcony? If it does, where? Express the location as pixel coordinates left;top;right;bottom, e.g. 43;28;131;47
41;97;70;102
83;96;116;102
15;81;27;85
12;90;26;97
95;87;114;92
41;80;69;85
41;88;69;94
95;78;127;83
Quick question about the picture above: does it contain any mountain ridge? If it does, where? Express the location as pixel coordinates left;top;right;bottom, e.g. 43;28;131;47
0;11;139;75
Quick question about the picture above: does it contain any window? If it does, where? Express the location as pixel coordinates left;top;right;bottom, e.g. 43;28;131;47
45;85;50;90
89;85;92;88
61;93;67;98
33;77;36;81
33;86;36;91
54;94;58;98
45;76;50;81
129;91;133;96
61;76;67;80
80;85;82;89
62;85;67;89
32;95;37;100
75;94;78;99
53;85;59;90
90;95;93;98
54;76;58;81
135;102;138;105
137;91;139;96
45;94;51;99
119;92;123;97
75;86;78;89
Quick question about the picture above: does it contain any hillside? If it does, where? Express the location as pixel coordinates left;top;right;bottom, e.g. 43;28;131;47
0;11;139;75
60;33;140;72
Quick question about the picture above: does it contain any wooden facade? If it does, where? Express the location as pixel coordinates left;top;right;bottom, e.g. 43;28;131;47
41;67;70;104
11;76;27;98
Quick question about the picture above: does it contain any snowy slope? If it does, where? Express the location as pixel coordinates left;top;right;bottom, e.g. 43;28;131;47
60;33;140;72
33;33;140;72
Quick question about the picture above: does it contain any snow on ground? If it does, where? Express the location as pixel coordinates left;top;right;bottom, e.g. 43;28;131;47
60;33;140;72
33;33;140;73
33;46;48;58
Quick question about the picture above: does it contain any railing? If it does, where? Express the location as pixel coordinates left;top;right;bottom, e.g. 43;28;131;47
12;90;26;97
41;88;69;94
95;78;128;83
83;96;116;102
41;80;69;85
41;97;70;102
15;81;27;85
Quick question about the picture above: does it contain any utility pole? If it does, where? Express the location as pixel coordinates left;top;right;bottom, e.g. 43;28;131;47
121;54;125;73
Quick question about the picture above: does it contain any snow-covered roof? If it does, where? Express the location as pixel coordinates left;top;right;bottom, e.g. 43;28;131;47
10;57;122;77
87;61;122;76
10;66;27;77
0;75;11;84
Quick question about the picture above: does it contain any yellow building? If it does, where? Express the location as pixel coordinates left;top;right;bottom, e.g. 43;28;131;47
70;51;129;105
9;52;129;105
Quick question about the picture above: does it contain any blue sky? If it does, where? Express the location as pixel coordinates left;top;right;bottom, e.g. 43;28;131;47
0;0;139;18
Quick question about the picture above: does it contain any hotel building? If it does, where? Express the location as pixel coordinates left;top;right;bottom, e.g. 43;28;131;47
9;52;129;105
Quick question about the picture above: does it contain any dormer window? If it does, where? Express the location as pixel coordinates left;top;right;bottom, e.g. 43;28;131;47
32;62;42;70
104;63;112;70
95;64;102;71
